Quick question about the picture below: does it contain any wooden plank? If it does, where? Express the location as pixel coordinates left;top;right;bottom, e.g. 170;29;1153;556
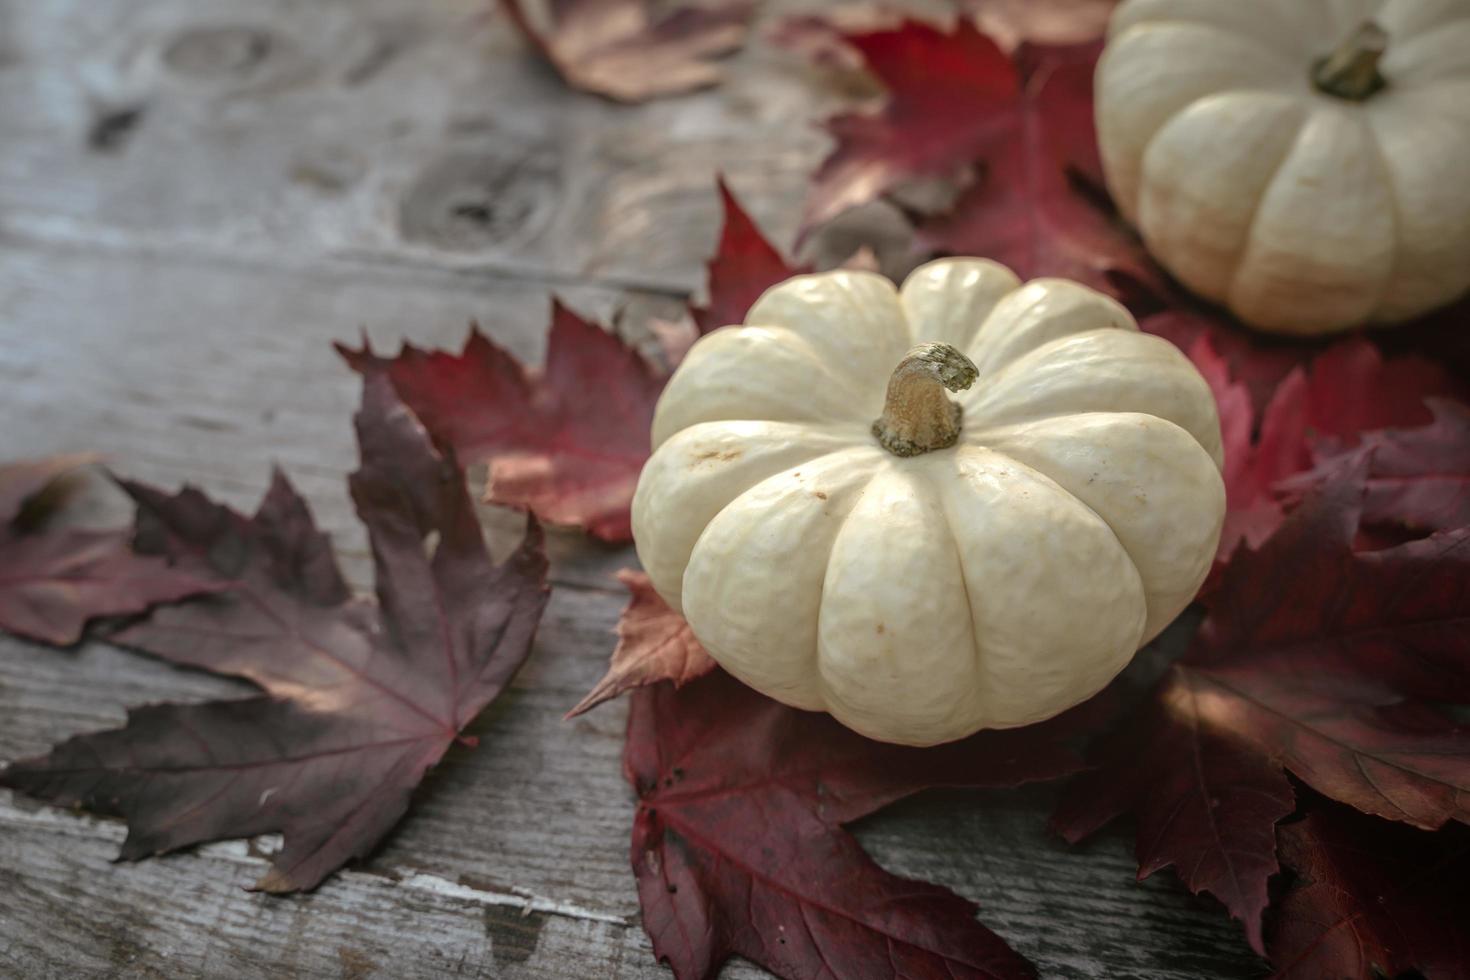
0;798;764;979
0;0;831;293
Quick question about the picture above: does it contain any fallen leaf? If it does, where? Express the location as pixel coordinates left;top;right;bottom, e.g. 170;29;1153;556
0;455;217;646
800;20;1020;235
1;375;550;891
690;178;807;337
629;670;1097;979
654;178;810;368
339;303;663;542
912;42;1165;295
1141;309;1310;416
567;569;713;718
1270;804;1470;979
1278;398;1470;535
500;0;757;103
1183;335;1458;559
1054;466;1470;952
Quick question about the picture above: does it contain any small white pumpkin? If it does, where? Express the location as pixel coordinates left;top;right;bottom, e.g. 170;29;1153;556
631;260;1225;746
1096;0;1470;335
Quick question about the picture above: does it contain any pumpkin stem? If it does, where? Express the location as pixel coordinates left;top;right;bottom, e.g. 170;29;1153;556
1313;21;1388;101
872;343;978;456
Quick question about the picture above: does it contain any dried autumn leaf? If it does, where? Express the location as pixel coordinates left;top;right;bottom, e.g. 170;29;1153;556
654;178;810;368
339;303;662;542
800;20;1020;234
1270;805;1470;979
566;569;713;718
0;376;550;891
797;22;1158;294
628;670;1101;979
500;0;757;103
1184;335;1458;559
1278;398;1470;535
690;178;807;337
0;455;217;646
1054;468;1470;952
913;42;1163;295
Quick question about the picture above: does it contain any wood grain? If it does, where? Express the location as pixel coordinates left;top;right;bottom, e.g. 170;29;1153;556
0;0;1269;975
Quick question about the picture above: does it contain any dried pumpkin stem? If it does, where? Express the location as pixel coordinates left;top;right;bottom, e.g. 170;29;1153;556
872;343;978;457
1313;21;1388;101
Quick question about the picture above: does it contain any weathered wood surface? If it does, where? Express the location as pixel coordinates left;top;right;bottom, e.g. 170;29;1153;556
0;0;1265;976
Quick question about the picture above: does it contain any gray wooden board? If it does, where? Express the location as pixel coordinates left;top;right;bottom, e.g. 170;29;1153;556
0;0;1266;976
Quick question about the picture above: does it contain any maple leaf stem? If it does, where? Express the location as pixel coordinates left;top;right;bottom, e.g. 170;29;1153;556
1313;21;1388;101
871;344;978;456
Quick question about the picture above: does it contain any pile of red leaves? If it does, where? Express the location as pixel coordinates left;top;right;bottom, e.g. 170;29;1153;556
6;5;1470;979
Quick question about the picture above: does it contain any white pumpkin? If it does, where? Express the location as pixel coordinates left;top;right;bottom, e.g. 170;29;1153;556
631;260;1225;746
1096;0;1470;335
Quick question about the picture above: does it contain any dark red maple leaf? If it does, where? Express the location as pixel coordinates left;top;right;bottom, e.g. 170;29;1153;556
1270;805;1470;979
0;455;217;646
800;20;1020;235
340;303;662;542
1;375;550;891
1185;334;1458;560
1054;468;1470;953
627;669;1105;979
912;42;1164;295
566;569;713;718
1278;398;1470;536
500;0;756;103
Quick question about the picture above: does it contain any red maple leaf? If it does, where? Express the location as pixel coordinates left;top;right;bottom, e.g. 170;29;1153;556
566;569;714;718
913;42;1163;295
1053;467;1470;953
1270;804;1470;979
797;22;1158;294
1;375;550;891
1185;335;1459;560
0;455;217;646
653;178;810;368
499;0;757;103
340;303;663;542
800;20;1020;235
1279;398;1470;536
690;178;807;337
628;670;1101;979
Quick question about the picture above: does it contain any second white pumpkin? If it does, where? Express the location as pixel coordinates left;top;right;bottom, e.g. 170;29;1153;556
1096;0;1470;335
631;260;1225;746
